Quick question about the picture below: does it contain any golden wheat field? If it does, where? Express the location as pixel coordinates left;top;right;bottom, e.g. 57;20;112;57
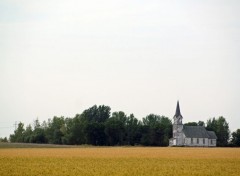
0;147;240;176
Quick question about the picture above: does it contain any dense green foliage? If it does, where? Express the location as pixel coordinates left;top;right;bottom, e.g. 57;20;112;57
231;129;240;146
0;137;8;142
9;105;172;146
206;116;230;147
184;121;205;127
9;105;233;146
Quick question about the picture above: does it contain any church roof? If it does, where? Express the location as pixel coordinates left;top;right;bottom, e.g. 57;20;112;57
207;131;217;139
174;101;182;117
183;126;217;139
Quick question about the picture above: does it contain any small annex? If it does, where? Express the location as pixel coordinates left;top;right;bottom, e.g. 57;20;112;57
169;101;217;147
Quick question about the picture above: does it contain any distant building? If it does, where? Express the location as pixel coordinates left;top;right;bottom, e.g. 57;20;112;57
169;101;217;147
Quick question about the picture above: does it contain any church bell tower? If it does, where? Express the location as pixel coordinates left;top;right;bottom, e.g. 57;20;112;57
172;101;184;146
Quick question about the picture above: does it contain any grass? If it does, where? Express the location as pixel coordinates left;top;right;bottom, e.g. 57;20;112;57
0;142;82;148
0;144;239;176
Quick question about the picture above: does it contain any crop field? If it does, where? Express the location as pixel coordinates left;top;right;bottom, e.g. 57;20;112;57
0;146;240;176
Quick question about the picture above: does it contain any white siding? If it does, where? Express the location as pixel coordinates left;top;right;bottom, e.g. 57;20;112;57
173;139;176;145
203;138;209;146
184;138;191;146
208;139;217;147
184;137;212;147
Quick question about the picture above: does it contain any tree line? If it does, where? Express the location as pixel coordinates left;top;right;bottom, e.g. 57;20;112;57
8;105;240;146
9;105;172;146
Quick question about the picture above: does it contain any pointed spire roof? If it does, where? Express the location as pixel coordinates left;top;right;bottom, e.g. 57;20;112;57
175;101;182;117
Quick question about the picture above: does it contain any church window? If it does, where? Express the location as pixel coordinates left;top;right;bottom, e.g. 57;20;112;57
203;138;205;144
197;138;199;144
191;138;193;144
211;140;213;144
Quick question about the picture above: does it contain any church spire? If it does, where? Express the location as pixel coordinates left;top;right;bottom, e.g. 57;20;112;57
175;101;182;117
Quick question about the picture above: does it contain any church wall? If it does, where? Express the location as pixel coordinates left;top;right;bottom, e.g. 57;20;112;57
204;138;209;146
184;137;191;145
184;137;210;147
193;138;197;145
169;138;173;146
173;124;184;146
171;135;216;147
208;139;217;147
173;139;176;145
178;132;184;146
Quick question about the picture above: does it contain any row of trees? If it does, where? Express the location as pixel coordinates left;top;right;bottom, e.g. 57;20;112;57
0;137;8;142
9;105;172;146
9;105;240;146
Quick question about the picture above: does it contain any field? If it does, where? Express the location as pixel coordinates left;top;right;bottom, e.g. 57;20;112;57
0;144;240;176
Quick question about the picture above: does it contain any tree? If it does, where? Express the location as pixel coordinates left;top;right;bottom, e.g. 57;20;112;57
83;122;106;145
105;112;126;145
231;129;240;146
140;114;172;146
81;105;111;123
184;121;205;127
81;105;111;145
46;116;65;144
160;116;172;146
206;116;230;146
23;125;33;143
125;114;141;145
197;121;205;126
0;137;8;142
30;119;47;143
10;122;25;142
184;122;198;126
66;115;86;145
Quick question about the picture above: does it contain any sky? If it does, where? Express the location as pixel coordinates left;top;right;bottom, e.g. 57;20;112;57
0;0;240;138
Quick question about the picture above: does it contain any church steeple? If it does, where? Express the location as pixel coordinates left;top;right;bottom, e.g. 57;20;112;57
173;101;183;125
172;101;184;146
175;100;182;117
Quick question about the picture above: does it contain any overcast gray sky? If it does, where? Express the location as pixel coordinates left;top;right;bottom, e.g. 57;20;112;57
0;0;240;138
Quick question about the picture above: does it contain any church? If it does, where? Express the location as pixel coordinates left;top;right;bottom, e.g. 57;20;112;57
169;101;217;147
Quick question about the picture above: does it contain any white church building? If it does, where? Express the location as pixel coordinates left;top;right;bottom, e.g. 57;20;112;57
169;101;217;147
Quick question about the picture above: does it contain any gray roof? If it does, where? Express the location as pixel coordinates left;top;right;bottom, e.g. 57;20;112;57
183;126;217;139
207;131;217;139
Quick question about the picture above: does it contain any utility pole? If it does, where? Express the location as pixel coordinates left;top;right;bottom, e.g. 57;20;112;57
14;121;18;131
